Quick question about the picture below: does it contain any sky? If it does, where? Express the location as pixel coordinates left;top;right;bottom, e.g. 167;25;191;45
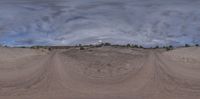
0;0;200;47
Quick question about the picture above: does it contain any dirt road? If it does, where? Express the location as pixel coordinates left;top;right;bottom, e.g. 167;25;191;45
0;47;200;99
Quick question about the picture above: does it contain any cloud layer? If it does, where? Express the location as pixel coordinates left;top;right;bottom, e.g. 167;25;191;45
0;0;200;46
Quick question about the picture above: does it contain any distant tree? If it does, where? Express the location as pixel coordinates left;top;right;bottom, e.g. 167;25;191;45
95;44;102;47
163;46;166;48
139;45;143;48
20;46;26;48
169;45;173;48
195;44;199;47
166;45;174;51
4;45;8;48
185;44;190;47
154;45;159;49
104;42;111;46
127;44;131;47
166;47;171;51
96;43;106;47
134;45;139;48
31;46;38;49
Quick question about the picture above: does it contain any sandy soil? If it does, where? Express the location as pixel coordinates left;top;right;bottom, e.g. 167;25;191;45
0;47;200;99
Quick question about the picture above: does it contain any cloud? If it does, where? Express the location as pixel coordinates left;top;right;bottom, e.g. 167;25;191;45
0;0;200;46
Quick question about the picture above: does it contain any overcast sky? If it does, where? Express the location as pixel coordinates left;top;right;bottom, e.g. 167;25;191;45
0;0;200;46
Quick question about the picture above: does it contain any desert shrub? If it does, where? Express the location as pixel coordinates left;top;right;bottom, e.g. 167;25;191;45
133;45;139;48
80;46;85;50
127;44;131;47
20;46;26;48
195;44;199;47
166;47;171;51
48;48;52;51
154;46;159;49
185;44;190;47
31;46;39;49
104;42;111;46
95;43;103;47
0;44;8;48
166;45;173;51
89;44;94;47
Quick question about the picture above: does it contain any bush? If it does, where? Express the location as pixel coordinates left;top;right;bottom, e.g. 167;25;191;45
31;46;39;49
20;46;27;48
163;46;166;48
169;45;173;48
133;45;139;48
195;44;199;47
48;48;52;51
4;45;8;48
185;44;190;47
96;43;103;47
80;46;85;50
154;46;159;49
127;44;131;47
166;45;173;51
166;47;171;51
104;42;111;46
139;45;143;48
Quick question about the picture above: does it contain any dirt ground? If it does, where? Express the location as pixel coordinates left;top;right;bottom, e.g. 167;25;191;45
0;46;200;99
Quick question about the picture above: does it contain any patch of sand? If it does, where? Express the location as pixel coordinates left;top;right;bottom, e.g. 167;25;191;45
0;47;200;99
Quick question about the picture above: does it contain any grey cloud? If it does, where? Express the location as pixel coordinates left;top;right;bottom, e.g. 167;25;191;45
0;0;200;46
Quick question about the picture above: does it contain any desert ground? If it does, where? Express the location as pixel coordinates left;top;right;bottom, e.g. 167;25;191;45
0;46;200;99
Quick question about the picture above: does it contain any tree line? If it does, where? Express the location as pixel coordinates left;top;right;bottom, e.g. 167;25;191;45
0;42;199;51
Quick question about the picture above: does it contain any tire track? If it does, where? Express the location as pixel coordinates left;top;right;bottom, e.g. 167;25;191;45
154;52;200;98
